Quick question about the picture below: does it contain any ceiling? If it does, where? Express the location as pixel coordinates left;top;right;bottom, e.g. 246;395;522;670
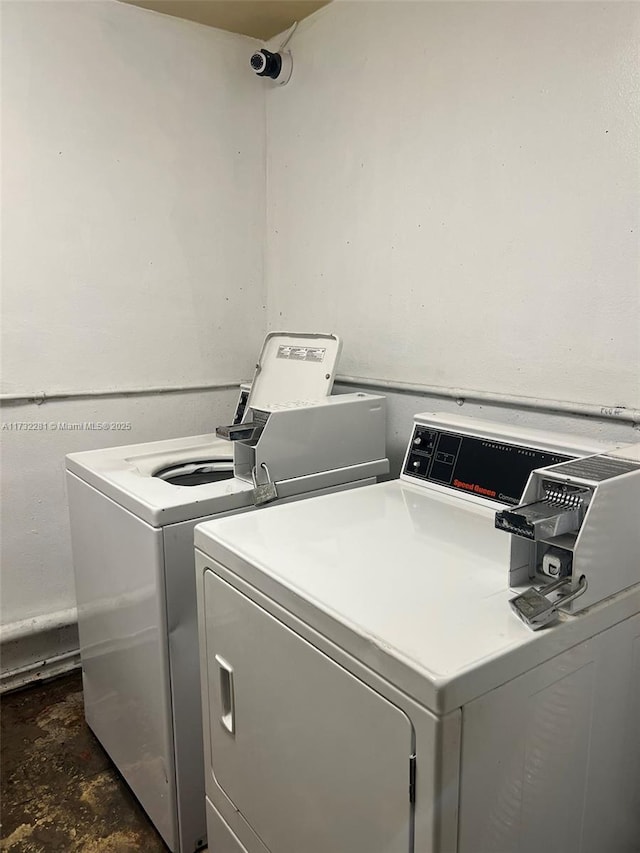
119;0;331;41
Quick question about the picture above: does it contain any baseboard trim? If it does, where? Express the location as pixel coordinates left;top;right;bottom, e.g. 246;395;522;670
1;611;81;694
1;649;81;694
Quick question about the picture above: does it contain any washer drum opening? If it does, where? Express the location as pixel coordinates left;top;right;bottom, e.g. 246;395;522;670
153;460;234;487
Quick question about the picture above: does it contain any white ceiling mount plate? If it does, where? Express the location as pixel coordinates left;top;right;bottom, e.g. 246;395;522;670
247;332;342;412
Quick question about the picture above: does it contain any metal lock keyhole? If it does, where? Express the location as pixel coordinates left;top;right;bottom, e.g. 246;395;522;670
252;463;278;506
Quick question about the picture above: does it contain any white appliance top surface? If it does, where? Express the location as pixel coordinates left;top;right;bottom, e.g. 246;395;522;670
195;480;640;714
66;433;252;527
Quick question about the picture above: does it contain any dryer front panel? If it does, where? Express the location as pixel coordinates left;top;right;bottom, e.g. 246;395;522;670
203;570;415;853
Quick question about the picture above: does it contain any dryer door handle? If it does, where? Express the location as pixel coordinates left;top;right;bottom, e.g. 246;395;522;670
215;655;236;735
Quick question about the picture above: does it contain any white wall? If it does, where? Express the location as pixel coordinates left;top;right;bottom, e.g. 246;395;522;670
1;1;265;631
3;0;640;673
266;1;640;412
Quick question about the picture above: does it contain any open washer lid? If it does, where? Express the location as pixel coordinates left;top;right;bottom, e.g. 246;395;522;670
246;332;342;412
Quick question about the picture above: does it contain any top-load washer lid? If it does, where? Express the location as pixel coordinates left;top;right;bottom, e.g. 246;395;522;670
245;332;342;413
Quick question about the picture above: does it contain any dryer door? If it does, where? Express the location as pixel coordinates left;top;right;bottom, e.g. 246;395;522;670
203;570;415;853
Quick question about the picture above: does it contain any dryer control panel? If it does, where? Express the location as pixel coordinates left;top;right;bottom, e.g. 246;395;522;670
399;413;609;507
403;426;570;505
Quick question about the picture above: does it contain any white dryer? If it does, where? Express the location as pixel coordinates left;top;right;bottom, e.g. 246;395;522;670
194;414;640;853
67;333;389;853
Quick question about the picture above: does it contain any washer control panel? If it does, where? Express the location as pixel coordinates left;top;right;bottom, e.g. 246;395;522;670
403;425;572;506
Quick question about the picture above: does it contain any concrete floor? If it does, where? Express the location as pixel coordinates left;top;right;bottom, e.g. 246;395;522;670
0;671;169;852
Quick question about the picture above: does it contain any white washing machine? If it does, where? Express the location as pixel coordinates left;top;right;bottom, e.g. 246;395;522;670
66;333;389;853
195;413;640;853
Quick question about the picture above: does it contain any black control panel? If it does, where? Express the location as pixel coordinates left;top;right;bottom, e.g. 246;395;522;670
403;426;573;506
